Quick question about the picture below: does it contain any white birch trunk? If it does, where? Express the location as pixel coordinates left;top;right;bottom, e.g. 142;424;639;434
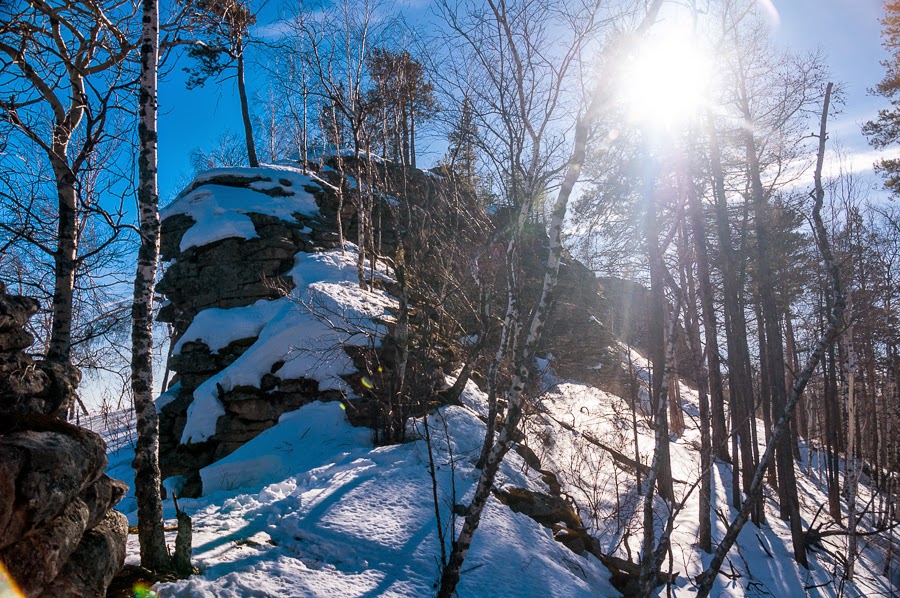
131;0;171;571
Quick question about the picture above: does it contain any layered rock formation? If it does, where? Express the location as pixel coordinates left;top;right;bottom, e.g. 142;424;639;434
156;165;391;496
155;161;646;497
0;282;127;597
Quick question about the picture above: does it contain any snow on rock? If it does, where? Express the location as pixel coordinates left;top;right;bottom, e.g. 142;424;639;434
180;247;394;444
199;402;372;494
173;301;283;356
161;165;320;252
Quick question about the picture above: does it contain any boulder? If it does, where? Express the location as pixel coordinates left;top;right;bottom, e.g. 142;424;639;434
0;424;107;549
39;510;128;598
0;284;127;597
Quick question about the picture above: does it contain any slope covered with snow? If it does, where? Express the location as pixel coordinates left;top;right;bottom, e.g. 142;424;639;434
112;399;619;597
101;356;897;596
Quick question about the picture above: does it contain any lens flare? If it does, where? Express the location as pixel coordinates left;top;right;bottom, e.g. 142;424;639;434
0;563;25;598
617;21;714;130
133;581;158;598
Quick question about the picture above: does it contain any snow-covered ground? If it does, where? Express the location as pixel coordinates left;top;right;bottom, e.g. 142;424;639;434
100;356;898;596
517;351;897;597
108;398;618;597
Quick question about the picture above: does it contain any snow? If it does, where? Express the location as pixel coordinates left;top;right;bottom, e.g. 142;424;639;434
161;165;320;252
516;360;896;598
151;383;179;414
110;399;619;597
179;247;394;444
173;301;284;356
98;358;899;597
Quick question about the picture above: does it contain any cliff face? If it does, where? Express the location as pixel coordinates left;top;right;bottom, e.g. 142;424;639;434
154;161;643;497
0;282;127;597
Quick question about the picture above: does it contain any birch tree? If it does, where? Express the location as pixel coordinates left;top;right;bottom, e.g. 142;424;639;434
132;0;171;572
0;0;136;366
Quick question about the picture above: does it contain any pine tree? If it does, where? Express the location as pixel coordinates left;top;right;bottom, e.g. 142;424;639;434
183;0;259;167
445;96;480;190
366;48;436;168
864;1;900;193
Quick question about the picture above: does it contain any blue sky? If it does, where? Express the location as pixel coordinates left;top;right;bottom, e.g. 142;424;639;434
155;0;892;199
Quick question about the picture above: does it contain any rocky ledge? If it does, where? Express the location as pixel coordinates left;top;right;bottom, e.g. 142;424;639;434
0;282;127;597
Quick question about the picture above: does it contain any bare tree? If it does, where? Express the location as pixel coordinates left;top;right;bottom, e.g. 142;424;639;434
432;0;665;594
0;0;137;367
695;81;842;598
283;0;397;286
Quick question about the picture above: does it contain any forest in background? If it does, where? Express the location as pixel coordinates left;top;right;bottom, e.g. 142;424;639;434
2;0;900;594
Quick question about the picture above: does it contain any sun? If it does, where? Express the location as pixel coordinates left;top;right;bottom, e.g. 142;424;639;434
617;22;714;130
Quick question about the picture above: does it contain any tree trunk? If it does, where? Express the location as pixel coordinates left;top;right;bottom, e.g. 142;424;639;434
744;120;807;566
846;324;859;579
680;231;712;553
132;0;171;572
686;159;729;462
410;108;416;169
706;112;759;523
642;136;675;503
236;43;259;168
784;310;803;459
47;153;78;366
439;93;594;597
753;296;778;488
696;82;839;596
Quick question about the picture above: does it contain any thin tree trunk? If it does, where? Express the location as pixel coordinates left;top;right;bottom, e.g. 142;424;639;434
707;111;758;522
680;231;712;552
236;43;258;168
132;0;171;572
640;291;683;595
686;155;729;462
642;134;675;503
754;296;777;488
846;323;859;579
784;311;802;460
410;109;416;169
745;119;806;565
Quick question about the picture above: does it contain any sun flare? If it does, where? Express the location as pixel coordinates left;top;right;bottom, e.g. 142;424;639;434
618;23;714;130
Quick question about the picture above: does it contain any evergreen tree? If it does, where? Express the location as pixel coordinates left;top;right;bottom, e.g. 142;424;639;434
863;1;900;193
445;95;480;190
366;48;436;167
182;0;259;167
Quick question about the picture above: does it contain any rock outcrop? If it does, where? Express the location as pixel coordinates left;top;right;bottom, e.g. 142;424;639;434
156;165;386;496
155;162;648;497
0;282;127;597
